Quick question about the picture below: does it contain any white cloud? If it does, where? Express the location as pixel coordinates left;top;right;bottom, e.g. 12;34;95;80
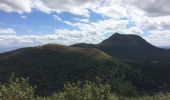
39;0;100;16
0;0;33;13
147;30;170;46
0;0;170;47
74;18;90;23
53;15;76;26
53;15;62;21
0;18;128;48
21;15;27;19
0;0;99;16
128;0;170;17
53;18;130;44
92;0;128;19
0;34;62;47
120;26;144;35
0;28;16;35
1;0;170;18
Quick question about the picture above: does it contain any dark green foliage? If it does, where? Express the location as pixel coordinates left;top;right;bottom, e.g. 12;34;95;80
116;81;137;97
0;45;137;96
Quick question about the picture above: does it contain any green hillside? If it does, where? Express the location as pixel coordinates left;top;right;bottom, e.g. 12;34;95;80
0;33;170;97
42;44;111;60
72;33;170;94
0;44;137;96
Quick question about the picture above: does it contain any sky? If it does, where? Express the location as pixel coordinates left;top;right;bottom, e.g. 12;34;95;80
0;0;170;52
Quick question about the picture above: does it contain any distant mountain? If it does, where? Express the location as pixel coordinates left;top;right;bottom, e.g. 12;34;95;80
0;44;137;96
73;33;170;61
100;33;153;47
72;33;170;92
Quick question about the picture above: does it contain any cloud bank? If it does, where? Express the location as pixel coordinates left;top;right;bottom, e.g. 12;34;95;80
0;0;170;52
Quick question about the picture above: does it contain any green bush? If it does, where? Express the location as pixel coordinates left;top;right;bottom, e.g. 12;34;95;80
44;81;118;100
0;75;170;100
0;74;35;100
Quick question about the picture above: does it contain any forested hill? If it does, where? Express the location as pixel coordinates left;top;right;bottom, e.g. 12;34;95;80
72;33;170;94
0;33;169;96
0;44;137;96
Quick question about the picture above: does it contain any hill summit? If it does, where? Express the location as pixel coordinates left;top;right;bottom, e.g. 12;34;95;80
100;33;154;48
72;32;168;61
72;33;170;94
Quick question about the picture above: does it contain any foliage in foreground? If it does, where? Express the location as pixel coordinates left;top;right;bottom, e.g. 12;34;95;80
41;81;118;100
0;74;35;100
0;76;170;100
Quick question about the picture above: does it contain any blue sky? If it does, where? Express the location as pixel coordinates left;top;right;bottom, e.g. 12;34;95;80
0;0;170;52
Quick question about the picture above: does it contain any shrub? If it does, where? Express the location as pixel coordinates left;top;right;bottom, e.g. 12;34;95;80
0;74;35;100
45;81;118;100
0;75;170;100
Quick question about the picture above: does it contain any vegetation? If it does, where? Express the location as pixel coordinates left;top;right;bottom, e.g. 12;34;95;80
43;81;117;100
0;76;170;100
42;44;111;60
124;93;170;100
72;33;170;93
0;74;35;100
0;45;139;96
0;33;170;99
